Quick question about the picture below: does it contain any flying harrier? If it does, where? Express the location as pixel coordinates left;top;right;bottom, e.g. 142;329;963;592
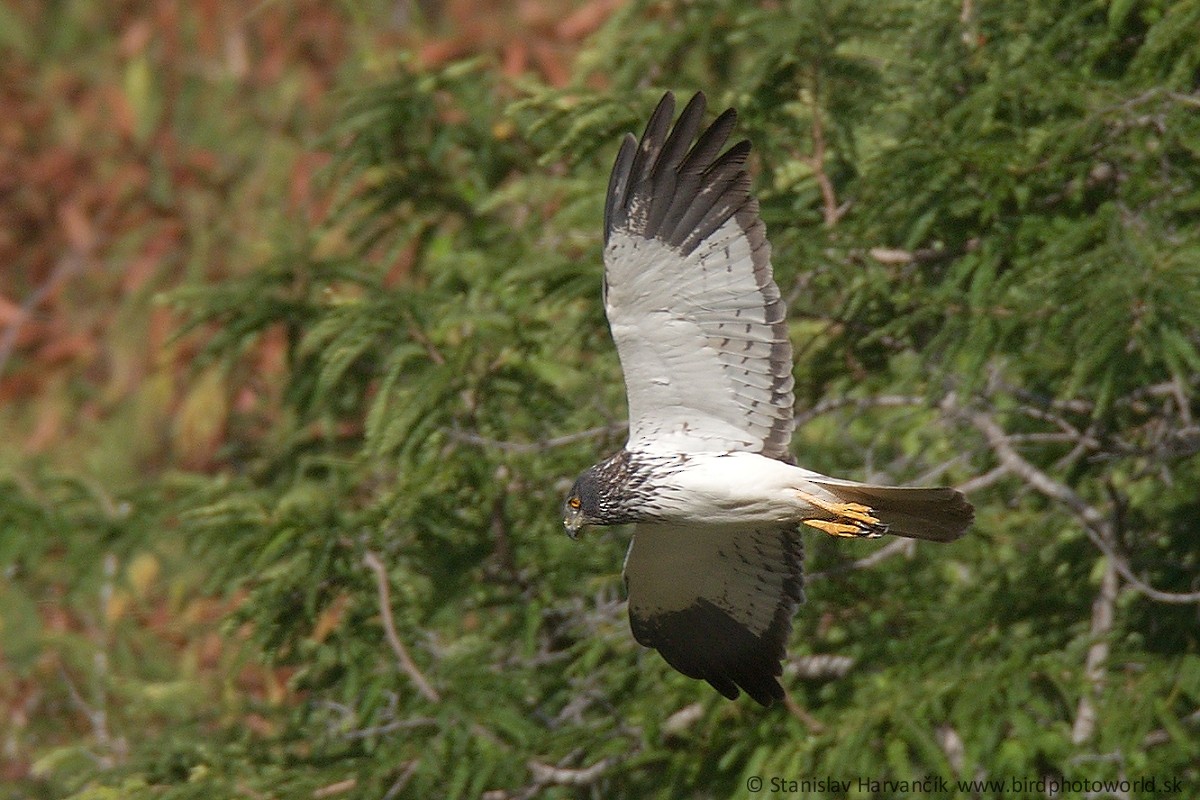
562;91;973;706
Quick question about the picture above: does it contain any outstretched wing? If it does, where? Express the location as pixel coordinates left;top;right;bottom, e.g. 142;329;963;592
603;92;794;460
623;521;804;705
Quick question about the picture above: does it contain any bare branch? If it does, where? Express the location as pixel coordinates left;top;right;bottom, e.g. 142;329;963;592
806;539;914;582
312;778;357;798
789;654;855;680
1168;91;1200;108
866;241;975;266
784;693;826;733
402;310;445;365
362;550;442;702
809;120;842;227
955;464;1010;494
60;666;116;768
527;757;612;787
340;717;439;740
967;410;1200;604
913;453;970;485
0;254;86;380
662;703;704;736
794;394;925;428
937;725;967;775
1072;555;1118;744
383;761;421;800
970;411;1108;528
1142;708;1200;748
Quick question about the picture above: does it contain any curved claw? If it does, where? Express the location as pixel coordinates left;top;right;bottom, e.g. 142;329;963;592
803;519;886;539
796;491;889;538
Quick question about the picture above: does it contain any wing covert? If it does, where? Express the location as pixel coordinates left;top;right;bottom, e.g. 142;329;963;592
603;92;794;459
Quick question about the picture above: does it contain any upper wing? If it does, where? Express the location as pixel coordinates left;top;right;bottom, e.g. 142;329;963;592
603;92;795;459
623;521;804;705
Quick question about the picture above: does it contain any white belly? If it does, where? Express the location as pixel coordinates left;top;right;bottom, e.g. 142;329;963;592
649;451;828;524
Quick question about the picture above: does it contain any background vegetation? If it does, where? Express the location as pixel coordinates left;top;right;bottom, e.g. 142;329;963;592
2;0;1198;797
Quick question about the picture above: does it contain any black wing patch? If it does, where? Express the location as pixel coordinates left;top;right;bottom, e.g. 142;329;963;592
624;523;805;706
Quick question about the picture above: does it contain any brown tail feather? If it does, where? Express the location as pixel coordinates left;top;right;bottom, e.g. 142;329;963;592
811;482;973;542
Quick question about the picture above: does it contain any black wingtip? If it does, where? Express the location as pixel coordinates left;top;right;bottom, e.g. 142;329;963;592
605;90;753;252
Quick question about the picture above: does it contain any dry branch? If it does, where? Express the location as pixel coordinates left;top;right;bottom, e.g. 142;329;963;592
807;538;914;582
527;757;612;787
1072;555;1118;744
447;423;627;453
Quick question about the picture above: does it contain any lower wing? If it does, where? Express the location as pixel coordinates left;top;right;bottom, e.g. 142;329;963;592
622;521;803;705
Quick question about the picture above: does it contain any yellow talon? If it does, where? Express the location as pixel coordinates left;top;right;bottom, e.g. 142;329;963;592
803;519;867;538
836;502;881;526
796;490;888;538
795;491;883;527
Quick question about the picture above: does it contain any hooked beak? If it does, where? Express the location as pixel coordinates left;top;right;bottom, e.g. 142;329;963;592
564;515;584;540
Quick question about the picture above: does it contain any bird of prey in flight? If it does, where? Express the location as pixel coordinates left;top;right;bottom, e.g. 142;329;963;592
562;91;973;706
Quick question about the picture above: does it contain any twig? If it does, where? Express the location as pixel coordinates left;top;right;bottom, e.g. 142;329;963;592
960;0;977;45
383;761;421;800
0;254;85;380
805;72;847;228
806;539;914;582
1168;91;1200;108
937;725;966;775
793;394;925;428
362;550;441;702
447;423;626;454
488;487;528;589
784;693;825;733
527;757;612;787
312;778;357;798
1170;373;1193;427
402;310;445;365
955;464;1009;494
1072;554;1118;744
868;240;978;267
662;702;704;736
1142;708;1200;748
913;453;969;485
789;654;855;680
59;666;115;768
340;716;439;739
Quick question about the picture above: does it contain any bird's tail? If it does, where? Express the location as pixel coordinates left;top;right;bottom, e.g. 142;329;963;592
807;480;974;542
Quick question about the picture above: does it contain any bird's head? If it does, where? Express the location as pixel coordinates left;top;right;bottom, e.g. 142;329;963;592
562;468;602;539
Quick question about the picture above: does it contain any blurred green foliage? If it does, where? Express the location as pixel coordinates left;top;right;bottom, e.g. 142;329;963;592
4;0;1199;798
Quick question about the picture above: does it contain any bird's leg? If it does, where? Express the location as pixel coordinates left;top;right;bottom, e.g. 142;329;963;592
795;490;888;539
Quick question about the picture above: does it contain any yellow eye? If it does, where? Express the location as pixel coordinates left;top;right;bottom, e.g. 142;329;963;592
568;496;581;509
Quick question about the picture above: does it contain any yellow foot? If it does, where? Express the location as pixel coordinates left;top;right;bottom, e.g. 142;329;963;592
803;519;869;538
796;491;888;538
